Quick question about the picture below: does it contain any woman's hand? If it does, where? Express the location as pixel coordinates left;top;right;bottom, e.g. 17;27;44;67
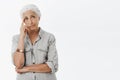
20;21;29;38
15;67;29;74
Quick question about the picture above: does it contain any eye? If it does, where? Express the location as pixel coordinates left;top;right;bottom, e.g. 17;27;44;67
31;16;35;18
24;17;28;20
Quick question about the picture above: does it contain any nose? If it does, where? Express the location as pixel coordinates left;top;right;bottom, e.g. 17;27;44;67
28;19;33;25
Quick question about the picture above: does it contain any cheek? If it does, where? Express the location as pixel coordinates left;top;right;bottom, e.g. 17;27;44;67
33;19;39;24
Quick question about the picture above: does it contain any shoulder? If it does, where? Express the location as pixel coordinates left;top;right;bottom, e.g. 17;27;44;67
12;34;20;42
42;29;56;40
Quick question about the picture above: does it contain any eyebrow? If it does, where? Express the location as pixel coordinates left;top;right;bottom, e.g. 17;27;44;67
24;14;35;17
23;16;29;19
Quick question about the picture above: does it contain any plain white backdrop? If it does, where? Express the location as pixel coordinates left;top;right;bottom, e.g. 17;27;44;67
0;0;120;80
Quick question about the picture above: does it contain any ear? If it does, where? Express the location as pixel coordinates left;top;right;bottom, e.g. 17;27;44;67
38;17;40;21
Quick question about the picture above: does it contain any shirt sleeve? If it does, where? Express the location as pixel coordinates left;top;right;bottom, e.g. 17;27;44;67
45;34;58;73
11;35;19;65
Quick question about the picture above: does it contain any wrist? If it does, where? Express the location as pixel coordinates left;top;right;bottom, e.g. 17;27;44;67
16;48;24;53
19;34;25;39
25;66;30;72
20;33;25;37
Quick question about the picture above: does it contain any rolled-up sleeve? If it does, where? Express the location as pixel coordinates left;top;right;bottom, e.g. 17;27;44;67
45;34;58;73
11;35;18;64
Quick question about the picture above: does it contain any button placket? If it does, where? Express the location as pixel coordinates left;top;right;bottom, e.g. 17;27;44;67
31;47;36;80
28;34;41;80
30;40;37;75
31;48;35;64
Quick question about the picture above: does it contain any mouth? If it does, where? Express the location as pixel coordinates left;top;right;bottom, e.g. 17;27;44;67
27;25;33;27
28;24;35;27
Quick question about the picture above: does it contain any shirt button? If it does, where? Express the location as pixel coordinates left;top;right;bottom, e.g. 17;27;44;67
33;63;35;73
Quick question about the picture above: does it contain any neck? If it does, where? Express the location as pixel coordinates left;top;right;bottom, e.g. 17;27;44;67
27;27;40;36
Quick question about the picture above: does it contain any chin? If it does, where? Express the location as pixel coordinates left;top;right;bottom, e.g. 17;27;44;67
30;26;37;29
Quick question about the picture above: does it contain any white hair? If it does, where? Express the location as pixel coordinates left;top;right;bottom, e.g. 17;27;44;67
20;4;41;18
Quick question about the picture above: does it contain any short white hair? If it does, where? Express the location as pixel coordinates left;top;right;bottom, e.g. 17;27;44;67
20;4;41;18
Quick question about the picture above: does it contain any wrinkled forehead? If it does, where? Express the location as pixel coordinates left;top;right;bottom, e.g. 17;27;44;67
20;4;41;19
22;10;38;18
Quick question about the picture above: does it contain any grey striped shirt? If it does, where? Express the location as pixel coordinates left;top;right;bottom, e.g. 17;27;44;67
11;28;58;80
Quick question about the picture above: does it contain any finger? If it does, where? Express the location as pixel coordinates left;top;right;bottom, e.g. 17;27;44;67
25;27;29;31
22;25;27;32
21;20;26;28
22;18;25;24
21;21;25;27
16;71;22;74
15;69;19;73
16;69;21;73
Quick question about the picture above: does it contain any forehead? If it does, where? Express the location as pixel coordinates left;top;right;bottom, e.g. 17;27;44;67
22;10;38;17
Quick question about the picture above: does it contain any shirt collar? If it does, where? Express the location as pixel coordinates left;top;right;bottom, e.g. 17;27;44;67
25;27;43;43
38;27;43;39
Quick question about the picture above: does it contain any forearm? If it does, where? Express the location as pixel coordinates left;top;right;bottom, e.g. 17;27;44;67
24;63;51;73
13;35;25;69
17;35;25;50
13;52;24;69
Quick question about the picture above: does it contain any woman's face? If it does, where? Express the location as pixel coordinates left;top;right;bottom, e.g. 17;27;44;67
22;10;40;29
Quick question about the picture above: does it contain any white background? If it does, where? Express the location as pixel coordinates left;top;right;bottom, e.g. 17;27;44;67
0;0;120;80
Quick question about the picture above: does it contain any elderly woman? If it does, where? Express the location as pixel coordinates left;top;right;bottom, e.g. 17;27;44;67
11;4;58;80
